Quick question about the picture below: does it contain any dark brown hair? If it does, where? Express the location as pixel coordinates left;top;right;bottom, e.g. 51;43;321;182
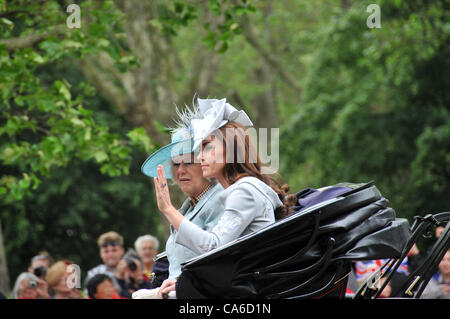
216;122;296;220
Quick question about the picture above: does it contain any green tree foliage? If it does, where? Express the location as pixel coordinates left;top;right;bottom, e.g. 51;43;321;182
0;0;151;202
280;0;449;221
0;0;155;286
0;0;259;291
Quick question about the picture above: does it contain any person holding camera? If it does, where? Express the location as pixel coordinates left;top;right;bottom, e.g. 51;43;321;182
12;272;51;299
115;249;151;298
28;251;54;281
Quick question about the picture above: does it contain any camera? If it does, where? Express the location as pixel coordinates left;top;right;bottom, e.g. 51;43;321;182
33;266;47;278
28;280;37;288
125;257;137;271
122;248;141;272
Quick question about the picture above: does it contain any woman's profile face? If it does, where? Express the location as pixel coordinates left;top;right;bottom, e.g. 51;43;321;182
197;134;226;180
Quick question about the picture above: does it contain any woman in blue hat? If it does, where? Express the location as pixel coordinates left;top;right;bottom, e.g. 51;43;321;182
137;105;225;298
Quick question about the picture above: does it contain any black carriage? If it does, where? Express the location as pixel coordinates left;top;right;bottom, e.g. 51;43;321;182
173;182;448;299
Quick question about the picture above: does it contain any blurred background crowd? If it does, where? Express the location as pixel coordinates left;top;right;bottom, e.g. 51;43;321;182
3;226;448;299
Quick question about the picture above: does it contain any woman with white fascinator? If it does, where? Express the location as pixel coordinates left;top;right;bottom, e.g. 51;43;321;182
149;97;296;298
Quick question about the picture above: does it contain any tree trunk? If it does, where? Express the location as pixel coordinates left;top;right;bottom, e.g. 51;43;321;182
0;220;10;296
246;1;278;130
78;0;173;145
250;61;278;130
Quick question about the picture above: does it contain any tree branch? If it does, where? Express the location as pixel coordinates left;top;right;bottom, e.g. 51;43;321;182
182;5;222;103
0;10;29;18
0;32;52;52
78;55;128;115
239;14;302;91
0;25;66;52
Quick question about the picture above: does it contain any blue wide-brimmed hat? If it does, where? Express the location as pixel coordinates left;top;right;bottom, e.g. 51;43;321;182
141;97;253;178
141;127;196;179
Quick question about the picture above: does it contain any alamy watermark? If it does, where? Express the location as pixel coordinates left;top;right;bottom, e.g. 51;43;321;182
62;2;380;172
366;4;381;29
66;4;81;29
66;3;382;30
170;127;280;174
66;263;81;289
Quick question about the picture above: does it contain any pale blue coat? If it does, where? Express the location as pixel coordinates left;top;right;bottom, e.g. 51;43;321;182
165;183;224;279
176;176;282;256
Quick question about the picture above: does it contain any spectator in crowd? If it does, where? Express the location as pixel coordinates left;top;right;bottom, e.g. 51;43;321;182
134;235;159;280
408;224;447;276
86;274;121;299
28;251;54;281
12;272;50;299
377;276;392;298
115;249;151;298
405;243;426;274
354;257;410;297
421;249;450;299
84;231;124;289
354;258;409;287
435;225;445;239
45;260;83;299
